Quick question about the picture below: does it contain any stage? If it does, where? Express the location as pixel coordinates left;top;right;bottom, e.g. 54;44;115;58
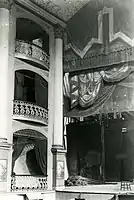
56;183;134;200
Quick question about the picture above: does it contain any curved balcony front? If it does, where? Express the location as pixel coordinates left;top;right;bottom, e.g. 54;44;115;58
13;100;48;125
11;175;48;192
15;40;50;70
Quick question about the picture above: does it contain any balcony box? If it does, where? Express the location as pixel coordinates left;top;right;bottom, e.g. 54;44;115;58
15;40;50;70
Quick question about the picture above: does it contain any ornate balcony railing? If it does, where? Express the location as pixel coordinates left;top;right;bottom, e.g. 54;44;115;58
15;40;50;70
11;175;48;192
13;100;48;125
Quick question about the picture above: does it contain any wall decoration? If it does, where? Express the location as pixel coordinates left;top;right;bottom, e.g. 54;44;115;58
57;161;64;179
0;159;7;182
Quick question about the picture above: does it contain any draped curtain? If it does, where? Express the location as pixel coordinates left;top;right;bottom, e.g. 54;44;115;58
35;74;48;109
35;74;44;107
34;139;47;176
12;137;28;174
64;63;134;117
15;72;24;100
98;73;134;115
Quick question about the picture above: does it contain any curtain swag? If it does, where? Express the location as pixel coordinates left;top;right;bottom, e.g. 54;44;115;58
64;63;134;117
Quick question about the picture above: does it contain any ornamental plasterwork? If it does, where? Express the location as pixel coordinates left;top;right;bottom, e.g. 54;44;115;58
54;24;64;38
31;0;91;21
0;0;14;9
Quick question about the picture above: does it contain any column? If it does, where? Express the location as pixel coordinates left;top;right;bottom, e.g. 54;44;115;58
47;31;55;190
0;0;15;192
52;24;66;189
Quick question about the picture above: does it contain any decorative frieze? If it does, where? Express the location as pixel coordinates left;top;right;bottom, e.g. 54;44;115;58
64;46;133;72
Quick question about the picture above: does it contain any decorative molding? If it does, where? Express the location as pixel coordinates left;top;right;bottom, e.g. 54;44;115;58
51;146;66;154
11;175;48;191
65;6;134;59
0;138;12;149
15;0;66;28
54;24;65;39
0;159;7;182
106;7;134;46
65;38;102;59
111;32;134;46
64;46;133;72
0;0;14;9
14;129;47;140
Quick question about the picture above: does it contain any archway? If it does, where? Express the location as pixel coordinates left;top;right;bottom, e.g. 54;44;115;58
12;129;47;176
16;18;49;55
14;69;48;109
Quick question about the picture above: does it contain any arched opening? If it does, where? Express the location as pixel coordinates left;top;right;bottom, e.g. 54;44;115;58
15;18;50;69
14;70;48;109
12;129;47;176
16;18;49;55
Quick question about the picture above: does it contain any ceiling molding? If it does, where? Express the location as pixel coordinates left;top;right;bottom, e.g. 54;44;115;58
15;0;66;28
30;0;91;22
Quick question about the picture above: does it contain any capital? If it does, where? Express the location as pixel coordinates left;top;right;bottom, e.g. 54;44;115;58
54;24;64;39
0;0;14;9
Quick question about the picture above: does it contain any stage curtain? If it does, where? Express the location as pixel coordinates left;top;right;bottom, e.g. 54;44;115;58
34;139;47;176
98;73;134;115
12;137;28;174
66;84;116;117
64;63;134;117
63;73;70;98
100;63;133;82
79;72;102;108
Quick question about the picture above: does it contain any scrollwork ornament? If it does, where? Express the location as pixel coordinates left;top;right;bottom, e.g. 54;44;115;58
54;24;64;39
0;0;14;9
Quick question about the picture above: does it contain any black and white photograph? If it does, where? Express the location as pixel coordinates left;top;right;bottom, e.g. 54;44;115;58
0;0;134;200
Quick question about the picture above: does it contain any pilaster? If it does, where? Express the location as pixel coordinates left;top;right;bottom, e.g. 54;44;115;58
51;147;66;189
0;0;16;192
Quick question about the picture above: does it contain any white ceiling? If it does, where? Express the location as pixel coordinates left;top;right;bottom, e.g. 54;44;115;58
31;0;91;21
